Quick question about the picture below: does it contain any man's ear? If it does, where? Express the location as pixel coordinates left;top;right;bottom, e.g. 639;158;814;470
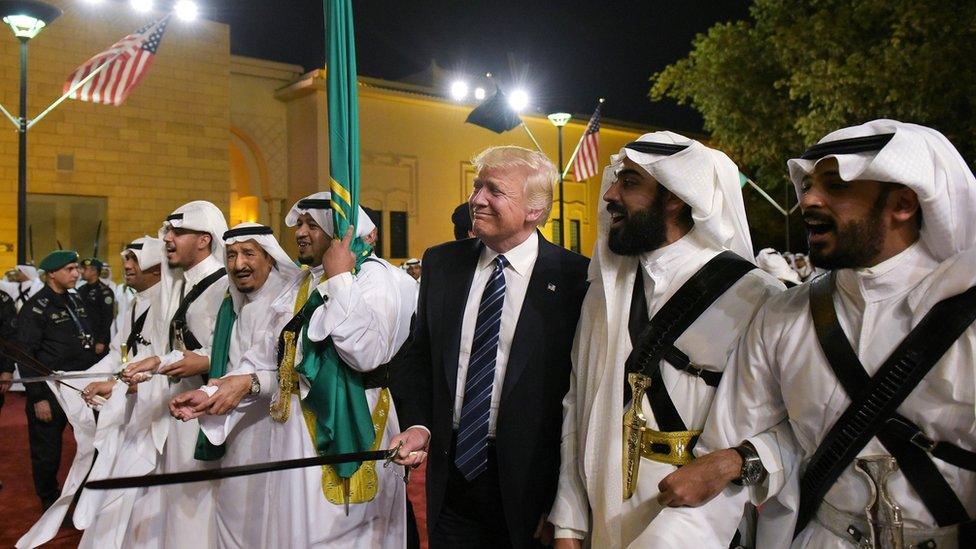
525;207;545;226
890;185;920;224
198;233;212;252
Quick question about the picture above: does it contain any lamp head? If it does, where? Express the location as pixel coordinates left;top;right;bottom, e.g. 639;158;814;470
547;112;572;127
0;0;61;39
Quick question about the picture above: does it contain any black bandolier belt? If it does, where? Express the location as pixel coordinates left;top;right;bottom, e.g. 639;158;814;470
169;268;227;352
622;251;755;499
796;272;976;547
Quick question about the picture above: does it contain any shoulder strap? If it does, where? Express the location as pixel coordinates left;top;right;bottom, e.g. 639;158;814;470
625;251;756;431
796;272;976;537
170;267;227;351
125;307;150;355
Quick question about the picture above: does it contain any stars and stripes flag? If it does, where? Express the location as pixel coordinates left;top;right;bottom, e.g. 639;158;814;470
63;16;170;107
572;102;602;181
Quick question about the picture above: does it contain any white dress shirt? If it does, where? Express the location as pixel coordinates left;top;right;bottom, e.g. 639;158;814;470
453;231;539;437
156;254;229;369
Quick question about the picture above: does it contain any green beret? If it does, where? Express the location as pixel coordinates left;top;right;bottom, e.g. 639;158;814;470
39;250;79;272
80;257;104;270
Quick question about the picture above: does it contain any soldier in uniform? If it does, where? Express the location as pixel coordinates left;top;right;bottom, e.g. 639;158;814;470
78;258;115;357
0;288;16;410
17;250;99;509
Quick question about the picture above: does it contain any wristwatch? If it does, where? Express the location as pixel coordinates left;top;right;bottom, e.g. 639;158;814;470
248;373;260;396
732;441;767;486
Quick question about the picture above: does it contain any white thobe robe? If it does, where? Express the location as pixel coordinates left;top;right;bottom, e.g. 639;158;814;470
197;270;289;549
262;259;408;549
550;229;782;547
142;254;228;548
645;241;976;548
16;284;160;549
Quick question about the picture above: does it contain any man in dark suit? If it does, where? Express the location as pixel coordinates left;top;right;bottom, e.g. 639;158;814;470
391;145;589;548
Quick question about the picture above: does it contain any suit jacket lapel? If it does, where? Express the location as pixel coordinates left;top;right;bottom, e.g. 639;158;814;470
501;235;560;404
443;239;481;399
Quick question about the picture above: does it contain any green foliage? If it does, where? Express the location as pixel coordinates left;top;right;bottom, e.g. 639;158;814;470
651;0;976;190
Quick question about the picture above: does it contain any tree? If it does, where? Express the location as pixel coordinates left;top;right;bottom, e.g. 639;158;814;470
651;0;976;191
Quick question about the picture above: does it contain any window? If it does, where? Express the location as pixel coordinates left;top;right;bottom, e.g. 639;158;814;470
363;208;383;258
551;219;562;247
390;211;408;258
570;219;581;253
27;194;107;260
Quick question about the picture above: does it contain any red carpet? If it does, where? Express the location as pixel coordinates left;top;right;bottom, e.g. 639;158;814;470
0;392;82;548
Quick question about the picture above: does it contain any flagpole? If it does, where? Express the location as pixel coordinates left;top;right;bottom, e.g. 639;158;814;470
561;98;604;179
520;122;544;153
28;13;170;131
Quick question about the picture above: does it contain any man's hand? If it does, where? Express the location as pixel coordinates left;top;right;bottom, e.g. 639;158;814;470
657;448;743;507
205;375;252;415
160;351;209;379
323;227;356;280
121;356;160;384
95;343;106;355
34;400;53;422
170;389;210;421
0;371;12;394
534;514;555;546
82;380;116;406
553;538;582;549
388;426;430;467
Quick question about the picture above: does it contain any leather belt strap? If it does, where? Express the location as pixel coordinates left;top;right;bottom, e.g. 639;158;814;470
626;250;756;433
796;272;976;539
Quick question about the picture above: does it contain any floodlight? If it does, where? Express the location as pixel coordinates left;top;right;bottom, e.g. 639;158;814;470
130;0;152;13
474;87;486;100
450;80;468;100
174;0;197;21
508;89;529;112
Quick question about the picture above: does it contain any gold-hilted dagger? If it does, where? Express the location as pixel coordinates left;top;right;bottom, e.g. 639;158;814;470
623;372;652;500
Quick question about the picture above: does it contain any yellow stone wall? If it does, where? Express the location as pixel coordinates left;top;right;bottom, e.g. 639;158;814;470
0;4;653;279
0;2;230;274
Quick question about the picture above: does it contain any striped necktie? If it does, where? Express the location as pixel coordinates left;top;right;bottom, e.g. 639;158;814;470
455;254;509;481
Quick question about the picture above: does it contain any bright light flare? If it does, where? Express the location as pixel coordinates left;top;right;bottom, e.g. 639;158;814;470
450;80;468;100
175;0;198;21
508;89;529;112
83;0;105;4
130;0;153;12
474;87;486;100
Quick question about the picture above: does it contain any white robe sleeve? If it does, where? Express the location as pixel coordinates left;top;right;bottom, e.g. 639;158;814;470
549;365;589;540
306;264;400;371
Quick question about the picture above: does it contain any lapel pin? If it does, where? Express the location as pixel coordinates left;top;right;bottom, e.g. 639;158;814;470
547;283;556;292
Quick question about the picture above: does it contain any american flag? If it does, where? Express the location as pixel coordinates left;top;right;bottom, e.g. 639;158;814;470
63;16;170;107
573;102;602;181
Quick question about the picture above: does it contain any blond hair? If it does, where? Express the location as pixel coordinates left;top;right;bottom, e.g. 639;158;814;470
471;145;557;224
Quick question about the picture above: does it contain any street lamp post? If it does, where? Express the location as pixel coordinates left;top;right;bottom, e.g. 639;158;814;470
0;0;61;264
547;112;571;248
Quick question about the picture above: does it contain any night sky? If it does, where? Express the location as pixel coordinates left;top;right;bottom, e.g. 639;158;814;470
206;0;752;132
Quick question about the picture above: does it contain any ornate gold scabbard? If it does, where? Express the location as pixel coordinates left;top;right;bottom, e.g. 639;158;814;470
623;372;652;500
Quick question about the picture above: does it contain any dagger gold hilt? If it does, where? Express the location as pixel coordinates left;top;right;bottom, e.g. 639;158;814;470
623;372;651;500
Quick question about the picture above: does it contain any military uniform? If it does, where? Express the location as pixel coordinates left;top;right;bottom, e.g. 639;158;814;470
17;285;99;508
0;290;16;411
78;279;115;355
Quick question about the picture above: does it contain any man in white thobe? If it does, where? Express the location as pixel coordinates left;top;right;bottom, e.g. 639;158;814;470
16;237;163;549
169;222;300;548
549;132;783;548
123;200;229;548
644;120;976;548
237;193;408;548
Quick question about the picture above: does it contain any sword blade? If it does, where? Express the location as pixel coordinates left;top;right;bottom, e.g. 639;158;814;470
14;372;117;383
85;449;396;490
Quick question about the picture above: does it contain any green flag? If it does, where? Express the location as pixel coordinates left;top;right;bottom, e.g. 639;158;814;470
325;0;361;237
